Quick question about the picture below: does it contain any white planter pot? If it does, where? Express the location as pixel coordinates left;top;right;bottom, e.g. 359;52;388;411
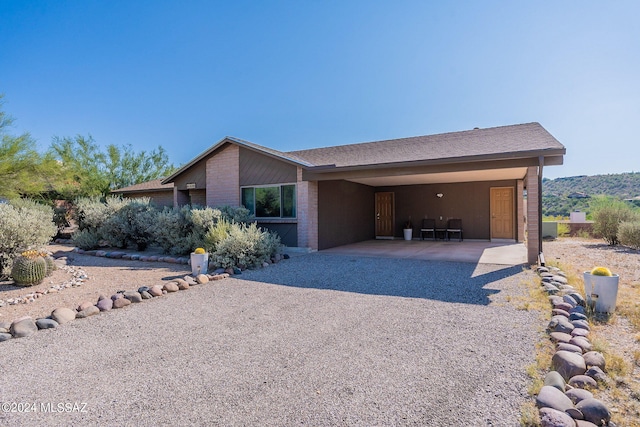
403;229;413;241
190;253;209;276
583;272;619;314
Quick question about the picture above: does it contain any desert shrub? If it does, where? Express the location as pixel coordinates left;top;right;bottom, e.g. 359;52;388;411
100;198;156;250
618;221;640;250
190;207;223;246
218;205;253;224
203;218;233;253
211;222;282;269
557;222;570;237
75;196;128;234
71;229;101;250
591;196;639;245
0;200;57;278
148;205;195;255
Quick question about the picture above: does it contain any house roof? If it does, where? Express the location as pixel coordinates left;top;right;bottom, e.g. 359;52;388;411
288;122;564;169
111;179;173;194
162;122;565;185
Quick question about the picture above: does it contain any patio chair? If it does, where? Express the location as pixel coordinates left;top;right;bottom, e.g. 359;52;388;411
420;218;436;240
446;218;463;241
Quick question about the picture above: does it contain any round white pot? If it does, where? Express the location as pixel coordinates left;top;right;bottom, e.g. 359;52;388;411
190;253;209;276
583;272;619;314
403;228;413;241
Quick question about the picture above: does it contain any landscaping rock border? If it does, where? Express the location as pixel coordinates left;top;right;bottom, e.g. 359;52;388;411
534;265;615;427
1;246;289;344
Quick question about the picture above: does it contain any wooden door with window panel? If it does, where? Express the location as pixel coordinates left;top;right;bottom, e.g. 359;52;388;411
375;192;394;239
490;187;514;240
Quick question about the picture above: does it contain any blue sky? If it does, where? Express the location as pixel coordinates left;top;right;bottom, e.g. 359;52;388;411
1;1;638;180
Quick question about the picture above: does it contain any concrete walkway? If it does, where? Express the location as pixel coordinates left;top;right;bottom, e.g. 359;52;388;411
321;239;528;265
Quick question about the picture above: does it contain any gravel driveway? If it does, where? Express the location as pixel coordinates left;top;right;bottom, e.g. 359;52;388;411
0;253;539;426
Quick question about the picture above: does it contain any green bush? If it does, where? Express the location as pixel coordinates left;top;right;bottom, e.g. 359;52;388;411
618;221;640;250
557;222;570;237
218;205;253;224
211;222;282;269
0;200;57;278
148;205;195;255
100;198;156;250
71;229;100;250
203;218;233;253
75;196;128;234
591;196;639;245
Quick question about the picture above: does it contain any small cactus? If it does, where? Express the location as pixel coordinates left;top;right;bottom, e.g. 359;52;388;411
11;251;47;286
40;252;57;277
194;247;206;254
590;266;613;276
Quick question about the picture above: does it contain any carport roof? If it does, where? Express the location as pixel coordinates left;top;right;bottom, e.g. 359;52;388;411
289;122;564;169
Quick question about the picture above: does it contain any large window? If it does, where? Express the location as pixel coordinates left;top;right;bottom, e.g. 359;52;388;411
241;184;296;218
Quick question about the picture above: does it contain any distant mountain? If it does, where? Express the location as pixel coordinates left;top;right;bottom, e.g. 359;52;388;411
542;172;640;217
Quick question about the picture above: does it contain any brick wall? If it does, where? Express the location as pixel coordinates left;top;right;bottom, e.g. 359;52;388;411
296;167;318;250
526;166;540;264
206;144;240;207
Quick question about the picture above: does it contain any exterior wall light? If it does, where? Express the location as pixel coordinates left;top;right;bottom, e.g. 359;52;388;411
436;193;444;198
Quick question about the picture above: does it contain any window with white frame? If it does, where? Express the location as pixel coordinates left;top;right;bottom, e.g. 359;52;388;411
241;184;296;218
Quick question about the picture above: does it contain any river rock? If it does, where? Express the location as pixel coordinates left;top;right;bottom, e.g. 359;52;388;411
10;317;38;338
141;291;152;299
77;301;94;311
149;285;163;296
575;420;599;427
550;332;573;344
557;342;583;354
51;307;76;324
195;274;209;284
539;407;576;427
544;371;566;391
568;375;597;389
575;398;611;425
124;291;143;303
552;308;570;318
0;332;12;342
570;312;588;321
562;294;577;307
554;302;573;312
565;388;593;404
163;282;179;292
76;305;100;318
536;385;575;411
571;328;590;338
549;317;575;334
183;276;197;285
97;298;113;311
568;292;586;306
572;319;591;331
582;352;605;370
552;350;586;380
569;336;593;352
138;286;150;293
36;318;59;329
113;297;132;309
585;366;608;384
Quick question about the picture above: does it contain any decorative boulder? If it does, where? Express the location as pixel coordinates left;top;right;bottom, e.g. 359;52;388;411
536;385;575;412
552;350;587;380
51;307;76;325
575;398;611;426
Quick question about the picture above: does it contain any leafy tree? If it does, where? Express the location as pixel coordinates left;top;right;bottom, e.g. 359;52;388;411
0;96;62;199
50;135;176;198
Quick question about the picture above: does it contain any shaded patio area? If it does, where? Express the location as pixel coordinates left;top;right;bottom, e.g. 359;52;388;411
320;239;528;265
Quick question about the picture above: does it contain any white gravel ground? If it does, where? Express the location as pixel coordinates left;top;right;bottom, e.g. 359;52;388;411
0;253;539;426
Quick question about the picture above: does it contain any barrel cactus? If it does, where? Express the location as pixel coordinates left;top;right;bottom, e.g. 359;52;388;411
11;251;47;286
194;247;206;254
590;266;613;276
40;252;57;277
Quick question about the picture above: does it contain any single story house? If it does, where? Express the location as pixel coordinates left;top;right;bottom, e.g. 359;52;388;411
111;179;175;208
115;123;566;264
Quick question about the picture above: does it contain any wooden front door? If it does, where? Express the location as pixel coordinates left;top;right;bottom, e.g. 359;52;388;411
375;192;394;238
490;187;514;239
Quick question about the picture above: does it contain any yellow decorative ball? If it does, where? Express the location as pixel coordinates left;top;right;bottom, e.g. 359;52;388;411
590;266;612;276
194;248;206;254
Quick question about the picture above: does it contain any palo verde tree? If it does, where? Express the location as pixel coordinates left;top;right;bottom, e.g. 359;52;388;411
50;135;176;199
0;95;62;200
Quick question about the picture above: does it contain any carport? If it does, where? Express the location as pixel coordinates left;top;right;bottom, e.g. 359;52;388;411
320;239;527;265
